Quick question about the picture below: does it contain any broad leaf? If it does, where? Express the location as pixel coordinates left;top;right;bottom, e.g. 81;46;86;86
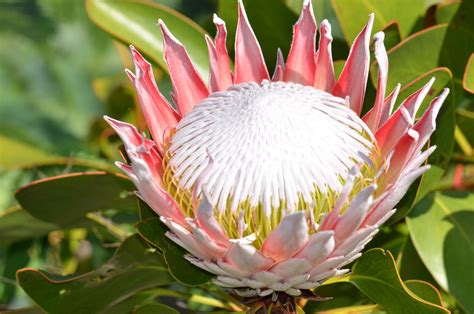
17;235;174;314
0;207;57;245
0;135;58;169
349;249;449;313
136;217;212;286
15;172;137;227
405;280;443;306
463;53;474;94
406;191;474;313
332;0;425;43
86;0;209;77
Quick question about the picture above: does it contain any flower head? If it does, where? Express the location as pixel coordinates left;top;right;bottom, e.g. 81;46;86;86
106;0;448;298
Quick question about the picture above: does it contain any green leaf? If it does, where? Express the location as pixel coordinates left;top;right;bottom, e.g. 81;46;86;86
381;21;402;50
332;0;425;44
15;172;137;227
463;53;474;94
349;249;449;313
406;191;474;313
0;135;58;169
136;217;212;286
217;0;297;71
86;0;209;77
134;302;179;314
17;235;174;314
405;280;443;306
435;2;460;24
397;235;435;284
0;207;57;245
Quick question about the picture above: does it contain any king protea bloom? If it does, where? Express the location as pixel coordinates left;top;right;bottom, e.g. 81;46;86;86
106;0;448;300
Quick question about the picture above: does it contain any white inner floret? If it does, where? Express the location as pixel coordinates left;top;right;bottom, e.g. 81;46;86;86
167;80;375;220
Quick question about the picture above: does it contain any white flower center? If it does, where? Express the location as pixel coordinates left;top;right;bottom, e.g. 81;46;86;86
167;81;375;219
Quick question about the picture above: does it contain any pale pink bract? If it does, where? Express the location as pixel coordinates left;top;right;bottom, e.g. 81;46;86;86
105;0;448;298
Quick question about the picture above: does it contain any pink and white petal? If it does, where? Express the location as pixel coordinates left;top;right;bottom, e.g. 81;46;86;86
234;0;269;83
214;276;245;288
162;220;213;259
400;77;435;120
262;212;309;261
308;256;345;276
295;230;335;264
364;165;430;226
127;47;180;149
253;271;283;287
332;226;377;256
379;83;401;127
320;166;359;231
159;20;209;115
196;191;229;246
413;88;449;152
314;19;335;91
332;14;374;115
375;106;413;158
207;14;233;92
225;242;274;275
270;258;312;278
384;129;419;184
284;0;317;85
363;32;388;131
126;157;184;224
104;116;143;150
333;184;376;242
192;227;227;259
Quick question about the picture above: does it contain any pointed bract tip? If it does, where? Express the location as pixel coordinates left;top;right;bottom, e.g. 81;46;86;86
213;13;225;25
373;31;385;42
124;68;135;81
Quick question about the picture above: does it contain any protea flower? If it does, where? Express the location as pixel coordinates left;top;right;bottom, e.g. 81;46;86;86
105;0;448;306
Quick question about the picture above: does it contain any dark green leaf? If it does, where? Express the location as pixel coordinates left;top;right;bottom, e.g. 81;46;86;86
406;191;474;313
15;172;137;227
136;217;212;286
349;249;449;313
86;0;209;77
405;280;443;306
0;207;57;245
17;235;174;314
381;21;402;50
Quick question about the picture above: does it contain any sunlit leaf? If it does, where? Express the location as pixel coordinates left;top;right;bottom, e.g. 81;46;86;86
406;191;474;313
0;135;58;169
15;172;137;227
332;0;425;43
86;0;209;77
